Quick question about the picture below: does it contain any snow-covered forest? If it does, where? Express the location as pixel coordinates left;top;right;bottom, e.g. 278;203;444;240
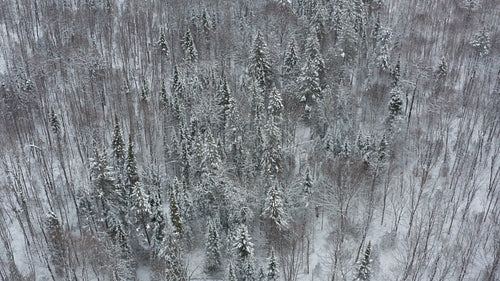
0;0;499;280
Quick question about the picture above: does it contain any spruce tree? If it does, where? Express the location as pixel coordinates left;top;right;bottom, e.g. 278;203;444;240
283;37;299;76
250;31;273;90
266;249;279;281
50;109;61;137
158;31;169;55
354;242;372;281
169;185;183;236
130;182;152;245
182;28;198;62
300;28;323;108
388;87;403;123
303;167;313;196
201;9;211;38
263;116;282;177
391;58;400;88
140;79;149;103
111;115;125;168
160;81;168;109
234;224;254;260
150;195;166;251
205;221;222;273
171;65;185;118
125;135;140;190
436;57;447;80
158;232;187;280
89;149;116;200
228;263;237;281
46;211;66;276
268;88;283;118
379;133;388;161
218;77;233;135
262;184;288;231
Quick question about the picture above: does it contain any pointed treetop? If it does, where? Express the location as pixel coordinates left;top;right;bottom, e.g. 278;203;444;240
267;248;280;281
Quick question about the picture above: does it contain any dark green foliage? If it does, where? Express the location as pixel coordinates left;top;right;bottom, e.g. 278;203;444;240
388;88;403;123
436;57;447;79
391;58;400;88
284;38;299;76
126;135;139;189
170;185;183;236
300;28;323;108
354;242;372;281
218;77;233;134
228;263;237;281
250;31;274;89
112;115;125;167
266;249;279;281
182;28;198;62
140;79;149;102
303;167;313;196
50;109;61;137
46;211;66;276
205;221;222;273
130;182;152;244
158;32;169;55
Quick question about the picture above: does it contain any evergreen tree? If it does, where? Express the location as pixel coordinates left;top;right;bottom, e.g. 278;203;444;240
158;232;187;281
125;135;140;190
354;242;372;281
379;133;388;161
233;224;256;281
182;28;198;62
283;37;299;76
218;77;234;135
332;0;364;59
171;65;185;119
250;31;273;90
388;87;403;123
202;130;222;173
89;149;116;200
303;167;313;196
205;220;222;273
172;65;185;96
50;109;61;137
268;88;283;118
262;184;288;231
201;9;212;38
160;81;169;109
263;116;282;177
228;263;237;281
311;6;327;43
140;79;149;103
46;211;66;276
266;249;279;281
391;58;401;88
158;31;169;55
436;57;448;80
111;115;125;168
130;182;152;245
300;28;323;108
234;224;254;260
150;194;166;251
375;27;392;70
169;185;183;236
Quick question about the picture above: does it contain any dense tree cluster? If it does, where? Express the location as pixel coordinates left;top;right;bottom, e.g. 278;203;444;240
0;0;498;280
